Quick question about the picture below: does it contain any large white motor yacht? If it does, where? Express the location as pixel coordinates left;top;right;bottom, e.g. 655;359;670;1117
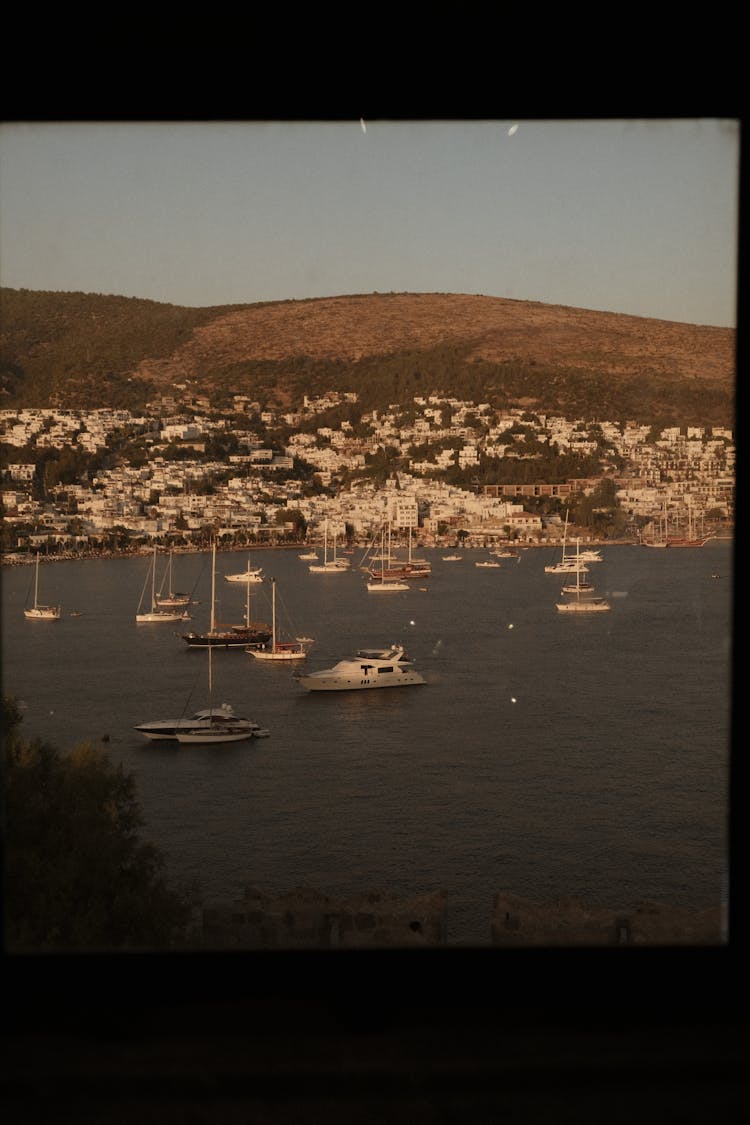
296;644;426;691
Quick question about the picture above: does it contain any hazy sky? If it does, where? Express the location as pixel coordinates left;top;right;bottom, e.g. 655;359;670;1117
0;118;739;328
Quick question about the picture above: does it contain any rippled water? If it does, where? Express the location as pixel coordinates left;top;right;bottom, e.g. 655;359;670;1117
2;540;733;944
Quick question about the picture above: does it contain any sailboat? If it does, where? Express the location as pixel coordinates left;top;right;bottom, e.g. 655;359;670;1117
555;540;611;613
642;500;669;548
181;543;271;648
309;520;347;573
167;543;270;744
134;701;262;741
174;645;267;744
154;548;192;607
367;525;409;593
368;525;431;581
23;553;61;620
545;510;589;574
666;497;711;547
247;578;308;661
224;556;264;583
136;546;189;623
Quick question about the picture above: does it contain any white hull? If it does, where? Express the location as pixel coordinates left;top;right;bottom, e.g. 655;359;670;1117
225;573;263;583
545;562;590;574
23;606;61;620
297;644;426;692
134;704;260;741
175;726;258;744
556;601;611;613
299;670;425;691
136;610;187;623
367;581;409;592
24;553;61;619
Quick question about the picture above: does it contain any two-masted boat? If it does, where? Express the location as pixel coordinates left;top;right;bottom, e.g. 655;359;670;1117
181;544;270;649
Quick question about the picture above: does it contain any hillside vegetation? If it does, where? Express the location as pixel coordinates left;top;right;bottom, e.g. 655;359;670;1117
0;289;736;427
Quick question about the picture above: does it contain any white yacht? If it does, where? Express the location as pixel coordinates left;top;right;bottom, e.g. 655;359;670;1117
296;644;426;691
134;704;262;741
225;558;264;583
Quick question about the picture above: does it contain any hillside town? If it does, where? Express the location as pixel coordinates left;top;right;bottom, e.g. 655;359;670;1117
0;388;735;559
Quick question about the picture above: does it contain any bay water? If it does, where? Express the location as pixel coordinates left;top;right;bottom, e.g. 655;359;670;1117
1;540;733;945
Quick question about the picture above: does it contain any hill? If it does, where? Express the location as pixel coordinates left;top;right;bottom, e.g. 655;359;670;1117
0;289;736;427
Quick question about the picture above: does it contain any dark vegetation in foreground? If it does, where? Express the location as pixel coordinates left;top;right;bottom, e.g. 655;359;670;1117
2;695;194;952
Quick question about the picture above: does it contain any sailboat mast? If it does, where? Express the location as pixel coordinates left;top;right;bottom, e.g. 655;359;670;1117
34;553;40;607
210;541;216;631
271;578;276;648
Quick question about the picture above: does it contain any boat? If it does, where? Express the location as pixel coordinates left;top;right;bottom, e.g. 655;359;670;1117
181;544;271;649
154;549;192;607
134;702;262;742
309;520;348;573
247;578;308;661
560;577;595;595
544;511;590;574
442;554;462;562
492;548;519;559
298;550;319;561
296;643;426;691
366;525;411;592
555;540;611;613
642;500;669;547
665;499;711;547
174;644;267;745
475;559;501;568
23;553;62;620
367;576;410;592
225;556;264;583
366;526;431;581
136;547;189;623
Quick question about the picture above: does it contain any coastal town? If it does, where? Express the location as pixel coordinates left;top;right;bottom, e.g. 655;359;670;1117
0;388;735;560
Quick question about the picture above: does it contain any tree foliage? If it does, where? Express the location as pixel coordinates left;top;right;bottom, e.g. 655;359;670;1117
2;697;192;952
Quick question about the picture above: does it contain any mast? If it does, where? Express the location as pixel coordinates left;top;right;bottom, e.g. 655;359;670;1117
271;577;276;649
34;553;40;608
210;541;216;631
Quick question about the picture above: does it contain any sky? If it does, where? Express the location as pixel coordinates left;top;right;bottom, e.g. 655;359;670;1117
0;118;740;328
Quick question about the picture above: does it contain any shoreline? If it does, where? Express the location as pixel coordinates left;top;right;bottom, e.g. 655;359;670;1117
2;535;734;568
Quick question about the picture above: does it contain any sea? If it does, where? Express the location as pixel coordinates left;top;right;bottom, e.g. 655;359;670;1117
1;539;734;946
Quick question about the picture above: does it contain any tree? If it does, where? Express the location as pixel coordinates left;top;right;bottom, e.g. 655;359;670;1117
2;697;193;952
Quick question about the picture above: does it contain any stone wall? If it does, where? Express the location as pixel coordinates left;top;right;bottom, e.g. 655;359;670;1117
199;886;724;949
201;886;448;949
491;892;725;947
